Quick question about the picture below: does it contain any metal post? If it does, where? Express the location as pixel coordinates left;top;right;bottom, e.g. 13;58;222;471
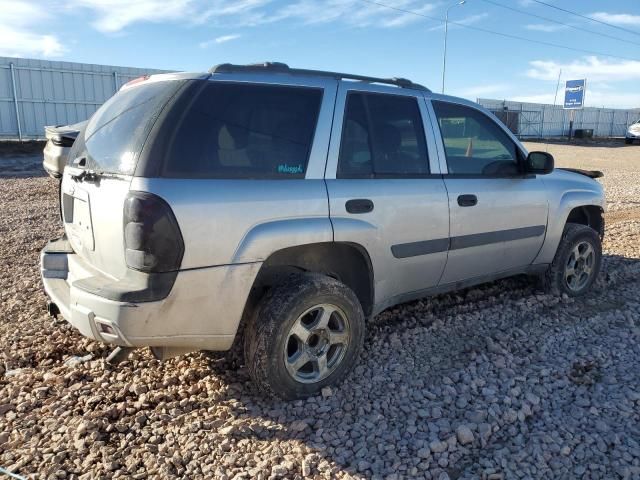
441;1;465;94
609;110;614;138
113;71;119;93
9;63;22;141
441;12;449;94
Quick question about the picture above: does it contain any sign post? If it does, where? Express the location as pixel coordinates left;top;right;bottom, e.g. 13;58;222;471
563;79;586;140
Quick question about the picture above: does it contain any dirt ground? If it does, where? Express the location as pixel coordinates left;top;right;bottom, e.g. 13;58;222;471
1;142;639;479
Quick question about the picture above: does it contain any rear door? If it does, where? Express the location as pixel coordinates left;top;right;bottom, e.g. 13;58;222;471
325;83;450;310
428;99;548;284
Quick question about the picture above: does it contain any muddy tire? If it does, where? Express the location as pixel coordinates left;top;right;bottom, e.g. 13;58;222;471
543;223;602;297
244;273;365;400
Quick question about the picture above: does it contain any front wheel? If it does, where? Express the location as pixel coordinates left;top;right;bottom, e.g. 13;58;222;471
244;273;365;399
543;223;602;296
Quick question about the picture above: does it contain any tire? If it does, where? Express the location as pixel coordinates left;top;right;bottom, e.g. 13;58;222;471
543;223;602;297
244;272;365;399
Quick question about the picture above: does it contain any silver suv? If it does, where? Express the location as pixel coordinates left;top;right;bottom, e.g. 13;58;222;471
41;63;606;399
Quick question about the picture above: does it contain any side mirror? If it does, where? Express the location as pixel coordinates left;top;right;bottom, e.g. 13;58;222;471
525;151;554;175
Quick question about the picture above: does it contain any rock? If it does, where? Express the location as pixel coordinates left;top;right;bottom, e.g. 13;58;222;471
64;354;93;367
417;448;430;459
321;386;333;398
301;459;312;477
429;440;448;454
0;404;13;416
290;420;309;432
218;425;235;435
0;432;9;445
456;425;474;445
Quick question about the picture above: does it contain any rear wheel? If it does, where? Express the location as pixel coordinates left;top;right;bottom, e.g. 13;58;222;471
543;223;601;296
244;273;365;399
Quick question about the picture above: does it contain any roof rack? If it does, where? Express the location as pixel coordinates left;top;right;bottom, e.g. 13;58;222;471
209;62;430;92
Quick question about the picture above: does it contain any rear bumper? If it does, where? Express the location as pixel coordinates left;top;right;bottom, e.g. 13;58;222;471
41;238;261;351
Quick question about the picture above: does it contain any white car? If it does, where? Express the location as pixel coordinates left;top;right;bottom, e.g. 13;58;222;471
626;119;640;145
43;121;86;178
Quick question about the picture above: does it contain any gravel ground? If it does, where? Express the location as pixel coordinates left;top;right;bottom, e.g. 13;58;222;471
1;143;640;479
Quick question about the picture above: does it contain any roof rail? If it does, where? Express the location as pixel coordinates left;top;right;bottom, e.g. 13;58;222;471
209;62;430;92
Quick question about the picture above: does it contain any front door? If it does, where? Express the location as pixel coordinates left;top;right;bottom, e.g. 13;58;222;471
429;99;549;284
325;83;450;309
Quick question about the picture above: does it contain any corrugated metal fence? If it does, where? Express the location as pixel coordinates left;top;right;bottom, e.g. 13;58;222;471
478;98;640;139
2;57;638;140
0;56;167;140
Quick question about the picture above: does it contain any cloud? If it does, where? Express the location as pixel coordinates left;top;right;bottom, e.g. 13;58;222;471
526;56;640;82
428;13;489;31
590;12;640;26
0;0;65;57
75;0;441;31
69;0;195;33
261;0;438;29
199;34;241;48
524;23;568;32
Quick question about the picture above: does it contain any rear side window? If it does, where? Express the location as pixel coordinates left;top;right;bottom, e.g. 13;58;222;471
162;82;323;179
70;80;182;175
338;91;430;178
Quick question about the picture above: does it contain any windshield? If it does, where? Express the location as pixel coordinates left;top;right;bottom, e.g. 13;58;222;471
69;80;183;175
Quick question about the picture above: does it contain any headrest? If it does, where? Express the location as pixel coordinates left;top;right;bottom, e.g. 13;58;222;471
218;123;248;150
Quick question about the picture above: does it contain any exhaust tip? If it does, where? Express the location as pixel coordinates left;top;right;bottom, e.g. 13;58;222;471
47;302;60;318
105;346;135;365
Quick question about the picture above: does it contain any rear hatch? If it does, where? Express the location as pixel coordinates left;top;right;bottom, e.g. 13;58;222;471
61;78;184;280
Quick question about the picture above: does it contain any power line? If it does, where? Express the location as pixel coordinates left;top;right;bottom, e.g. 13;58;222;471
479;0;640;47
358;0;640;62
529;0;640;38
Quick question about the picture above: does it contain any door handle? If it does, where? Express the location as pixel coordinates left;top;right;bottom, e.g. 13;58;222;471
457;194;477;207
346;199;374;214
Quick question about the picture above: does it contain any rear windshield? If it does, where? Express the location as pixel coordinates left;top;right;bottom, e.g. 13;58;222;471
161;82;323;179
69;80;182;175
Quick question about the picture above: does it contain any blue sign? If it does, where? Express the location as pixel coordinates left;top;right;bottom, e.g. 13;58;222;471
564;79;586;109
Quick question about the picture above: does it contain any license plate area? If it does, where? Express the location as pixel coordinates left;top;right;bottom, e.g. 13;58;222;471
62;183;95;252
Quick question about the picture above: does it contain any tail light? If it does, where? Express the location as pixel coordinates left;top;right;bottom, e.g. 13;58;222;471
123;192;184;273
51;135;76;147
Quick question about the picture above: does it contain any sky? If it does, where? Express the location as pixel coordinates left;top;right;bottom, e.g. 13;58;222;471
1;0;639;108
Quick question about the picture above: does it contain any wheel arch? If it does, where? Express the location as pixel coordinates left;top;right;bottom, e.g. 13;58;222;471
244;241;375;318
534;189;605;265
565;205;604;239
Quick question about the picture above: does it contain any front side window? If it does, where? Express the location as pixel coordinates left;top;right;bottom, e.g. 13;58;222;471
338;92;430;178
432;101;519;176
162;82;323;179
